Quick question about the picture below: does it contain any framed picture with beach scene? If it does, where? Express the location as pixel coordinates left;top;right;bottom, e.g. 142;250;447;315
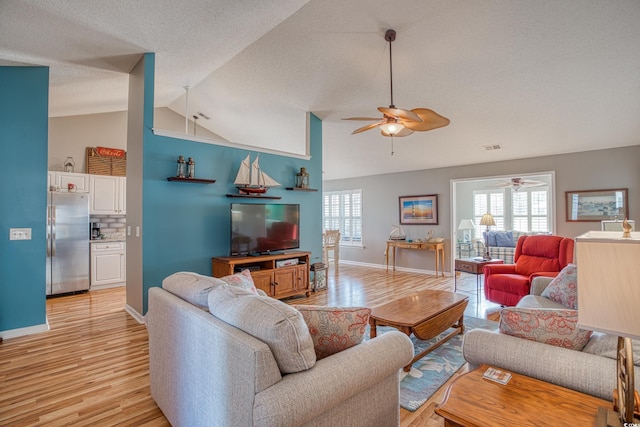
565;188;628;222
399;194;438;225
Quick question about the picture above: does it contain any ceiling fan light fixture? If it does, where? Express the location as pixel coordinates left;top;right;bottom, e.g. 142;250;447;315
379;120;405;135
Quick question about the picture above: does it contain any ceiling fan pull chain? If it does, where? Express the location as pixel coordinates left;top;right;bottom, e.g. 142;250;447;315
391;137;395;156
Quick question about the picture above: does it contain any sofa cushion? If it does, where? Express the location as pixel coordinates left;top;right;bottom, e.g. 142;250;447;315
494;231;515;248
218;269;259;295
582;332;640;366
208;285;316;374
540;264;578;309
517;295;569;310
499;307;593;351
162;271;226;310
292;305;370;359
485;231;498;247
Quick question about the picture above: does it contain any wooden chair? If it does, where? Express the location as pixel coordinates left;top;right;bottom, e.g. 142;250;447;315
322;230;340;271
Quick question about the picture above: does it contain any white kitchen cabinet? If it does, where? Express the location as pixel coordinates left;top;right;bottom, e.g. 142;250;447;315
47;171;90;192
90;241;126;289
89;175;126;215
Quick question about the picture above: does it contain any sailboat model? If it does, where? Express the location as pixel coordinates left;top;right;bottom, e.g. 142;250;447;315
234;154;281;195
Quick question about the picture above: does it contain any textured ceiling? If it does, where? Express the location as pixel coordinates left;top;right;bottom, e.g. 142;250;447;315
2;0;639;180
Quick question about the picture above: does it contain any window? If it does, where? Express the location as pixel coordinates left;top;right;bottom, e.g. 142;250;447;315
473;187;551;239
473;190;504;239
323;189;362;246
512;188;549;232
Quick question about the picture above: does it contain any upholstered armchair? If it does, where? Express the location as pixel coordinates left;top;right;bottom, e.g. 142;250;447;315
483;235;574;306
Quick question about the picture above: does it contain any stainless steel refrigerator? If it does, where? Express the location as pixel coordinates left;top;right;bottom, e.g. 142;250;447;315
46;192;90;296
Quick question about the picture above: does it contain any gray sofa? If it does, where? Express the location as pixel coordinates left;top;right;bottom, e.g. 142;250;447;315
463;276;640;400
147;286;414;427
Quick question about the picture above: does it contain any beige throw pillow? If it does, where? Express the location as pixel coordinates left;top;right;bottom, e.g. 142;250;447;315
208;285;316;374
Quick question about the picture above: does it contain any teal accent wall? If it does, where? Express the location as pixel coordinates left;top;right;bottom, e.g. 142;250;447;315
0;67;49;332
139;56;323;314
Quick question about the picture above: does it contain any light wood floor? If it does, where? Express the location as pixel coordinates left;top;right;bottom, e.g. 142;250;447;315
0;264;500;426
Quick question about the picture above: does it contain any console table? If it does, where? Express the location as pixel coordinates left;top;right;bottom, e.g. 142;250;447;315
385;240;445;277
435;364;609;426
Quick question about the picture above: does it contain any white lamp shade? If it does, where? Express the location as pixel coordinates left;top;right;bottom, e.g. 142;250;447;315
576;231;640;340
458;219;476;230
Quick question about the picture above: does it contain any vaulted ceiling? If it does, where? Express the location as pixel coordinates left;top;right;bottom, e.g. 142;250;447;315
2;0;639;180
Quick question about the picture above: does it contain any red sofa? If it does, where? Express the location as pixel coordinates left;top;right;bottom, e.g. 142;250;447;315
483;235;574;306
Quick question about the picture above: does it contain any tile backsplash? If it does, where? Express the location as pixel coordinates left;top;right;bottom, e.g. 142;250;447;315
91;214;126;239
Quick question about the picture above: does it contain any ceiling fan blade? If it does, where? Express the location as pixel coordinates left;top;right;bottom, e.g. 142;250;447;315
378;107;421;122
521;181;546;187
403;108;450;131
342;117;384;121
351;121;384;134
486;182;510;188
381;127;414;137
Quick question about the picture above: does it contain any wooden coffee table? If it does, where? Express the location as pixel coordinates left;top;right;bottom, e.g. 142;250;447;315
435;364;610;426
369;289;469;372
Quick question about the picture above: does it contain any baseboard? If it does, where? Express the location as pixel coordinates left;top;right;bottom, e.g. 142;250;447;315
0;321;50;340
339;259;449;276
124;304;146;325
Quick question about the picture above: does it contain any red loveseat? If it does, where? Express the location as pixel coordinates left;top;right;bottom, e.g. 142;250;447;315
483;235;574;306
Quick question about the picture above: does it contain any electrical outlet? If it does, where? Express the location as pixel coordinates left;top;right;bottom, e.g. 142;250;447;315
9;228;32;240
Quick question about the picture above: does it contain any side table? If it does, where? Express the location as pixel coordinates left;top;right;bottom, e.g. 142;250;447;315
435;364;609;426
454;258;503;297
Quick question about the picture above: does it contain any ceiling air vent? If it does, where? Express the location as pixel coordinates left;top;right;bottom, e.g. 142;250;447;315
482;144;502;151
197;112;210;120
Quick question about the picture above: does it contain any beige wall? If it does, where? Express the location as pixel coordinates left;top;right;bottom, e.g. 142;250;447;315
48;108;217;171
324;145;640;273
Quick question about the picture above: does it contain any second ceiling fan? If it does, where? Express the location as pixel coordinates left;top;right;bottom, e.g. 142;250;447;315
343;29;450;137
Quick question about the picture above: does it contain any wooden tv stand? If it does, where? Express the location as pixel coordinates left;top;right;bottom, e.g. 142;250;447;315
212;251;311;300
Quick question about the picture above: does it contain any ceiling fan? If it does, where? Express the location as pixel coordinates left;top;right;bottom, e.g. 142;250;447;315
342;29;450;137
488;177;546;191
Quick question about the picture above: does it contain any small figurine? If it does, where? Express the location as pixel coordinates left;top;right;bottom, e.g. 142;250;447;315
622;218;632;238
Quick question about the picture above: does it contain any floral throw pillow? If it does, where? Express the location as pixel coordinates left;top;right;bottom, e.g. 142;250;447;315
499;307;592;351
541;263;577;309
292;305;371;359
218;269;258;295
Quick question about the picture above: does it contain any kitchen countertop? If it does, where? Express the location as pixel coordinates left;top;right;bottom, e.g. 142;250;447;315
91;233;126;243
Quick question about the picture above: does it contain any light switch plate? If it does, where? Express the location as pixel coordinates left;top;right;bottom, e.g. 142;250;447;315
10;228;32;240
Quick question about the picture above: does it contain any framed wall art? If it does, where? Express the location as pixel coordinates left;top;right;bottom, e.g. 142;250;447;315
399;194;438;225
565;188;628;222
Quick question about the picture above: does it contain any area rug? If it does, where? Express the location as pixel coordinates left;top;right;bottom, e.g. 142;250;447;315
368;316;498;412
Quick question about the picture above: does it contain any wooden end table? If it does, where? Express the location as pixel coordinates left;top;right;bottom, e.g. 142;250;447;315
435;364;610;426
369;289;468;372
454;258;503;297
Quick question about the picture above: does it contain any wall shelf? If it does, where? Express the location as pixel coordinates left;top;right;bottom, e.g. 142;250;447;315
167;177;216;184
226;194;282;200
285;187;318;192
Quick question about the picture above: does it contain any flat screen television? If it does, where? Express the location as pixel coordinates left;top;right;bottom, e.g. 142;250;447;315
230;203;300;256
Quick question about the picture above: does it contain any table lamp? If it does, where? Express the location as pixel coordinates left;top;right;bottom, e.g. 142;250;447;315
576;231;640;425
479;213;496;260
457;219;476;242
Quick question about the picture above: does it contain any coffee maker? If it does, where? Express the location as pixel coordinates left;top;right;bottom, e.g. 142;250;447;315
90;222;101;240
